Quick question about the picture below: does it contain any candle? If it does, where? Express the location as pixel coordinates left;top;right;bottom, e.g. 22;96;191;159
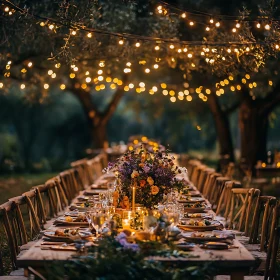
122;219;130;229
132;186;136;212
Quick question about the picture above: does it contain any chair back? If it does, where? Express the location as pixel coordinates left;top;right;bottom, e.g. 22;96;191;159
227;188;260;232
250;196;277;251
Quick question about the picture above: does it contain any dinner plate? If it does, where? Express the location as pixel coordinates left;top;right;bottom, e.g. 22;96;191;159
77;196;90;202
181;233;230;243
44;232;77;242
54;217;88;227
84;189;106;196
178;221;223;231
185;213;213;219
50;245;77;251
69;205;90;212
178;197;205;203
182;190;202;197
201;242;229;250
174;243;196;251
184;207;207;213
44;231;92;241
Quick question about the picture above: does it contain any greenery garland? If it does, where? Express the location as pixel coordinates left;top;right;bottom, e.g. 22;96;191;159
47;236;216;280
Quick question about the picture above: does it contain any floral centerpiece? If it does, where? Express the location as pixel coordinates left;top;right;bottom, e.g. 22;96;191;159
105;146;187;209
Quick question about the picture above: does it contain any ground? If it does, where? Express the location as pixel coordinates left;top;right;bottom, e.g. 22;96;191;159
0;173;57;204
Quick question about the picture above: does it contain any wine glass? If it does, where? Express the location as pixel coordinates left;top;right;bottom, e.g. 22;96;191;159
91;211;109;237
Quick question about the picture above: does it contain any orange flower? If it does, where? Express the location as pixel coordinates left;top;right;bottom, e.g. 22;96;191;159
147;176;154;186
151;185;159;195
131;170;139;178
140;180;146;187
139;163;144;168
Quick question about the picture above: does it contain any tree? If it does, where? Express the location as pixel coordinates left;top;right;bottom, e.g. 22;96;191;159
1;0;280;167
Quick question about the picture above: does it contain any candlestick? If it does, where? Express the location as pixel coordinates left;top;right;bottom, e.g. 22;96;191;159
132;185;136;212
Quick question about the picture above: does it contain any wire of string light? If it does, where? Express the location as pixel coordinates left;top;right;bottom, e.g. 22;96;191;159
1;0;278;47
155;0;278;22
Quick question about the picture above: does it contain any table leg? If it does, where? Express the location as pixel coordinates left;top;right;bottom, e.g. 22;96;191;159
230;271;245;280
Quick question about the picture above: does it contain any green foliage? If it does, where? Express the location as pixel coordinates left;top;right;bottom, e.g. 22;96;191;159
47;236;215;280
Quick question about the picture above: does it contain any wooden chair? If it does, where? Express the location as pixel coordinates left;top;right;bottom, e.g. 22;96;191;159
209;176;231;208
227;188;260;232
187;160;201;182
196;167;215;193
224;162;235;179
250;196;277;251
191;164;206;187
265;226;280;279
0;196;40;272
215;228;280;280
60;169;79;202
216;181;241;217
202;172;222;200
71;158;91;188
33;183;64;224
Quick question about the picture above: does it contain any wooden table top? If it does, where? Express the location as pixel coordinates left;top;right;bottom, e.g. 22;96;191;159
17;173;255;274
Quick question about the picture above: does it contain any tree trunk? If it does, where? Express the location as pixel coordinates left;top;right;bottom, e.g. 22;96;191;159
239;102;268;173
207;94;235;164
92;124;108;149
71;75;127;149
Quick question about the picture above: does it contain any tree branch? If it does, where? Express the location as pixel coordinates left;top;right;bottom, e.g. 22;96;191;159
69;78;101;127
261;80;280;116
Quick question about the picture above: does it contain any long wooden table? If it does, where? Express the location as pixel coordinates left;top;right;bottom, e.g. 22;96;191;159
17;173;255;280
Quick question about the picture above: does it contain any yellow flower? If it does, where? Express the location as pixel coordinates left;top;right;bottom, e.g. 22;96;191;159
131;170;139;178
147;176;154;186
151;185;159;195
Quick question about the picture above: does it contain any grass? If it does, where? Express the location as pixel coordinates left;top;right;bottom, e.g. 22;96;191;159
0;173;57;204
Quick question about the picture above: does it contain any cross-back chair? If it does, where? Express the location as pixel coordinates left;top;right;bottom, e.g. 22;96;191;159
227;188;260;232
250;196;277;251
0;195;40;271
196;167;215;193
216;181;242;217
71;158;91;188
202;172;222;200
209;176;231;208
60;169;79;202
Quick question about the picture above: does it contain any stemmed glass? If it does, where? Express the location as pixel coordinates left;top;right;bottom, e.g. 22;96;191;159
91;210;109;237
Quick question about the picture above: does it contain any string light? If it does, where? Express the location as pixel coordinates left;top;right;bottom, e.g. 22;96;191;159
135;42;141;47
87;32;92;38
119;39;124;45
